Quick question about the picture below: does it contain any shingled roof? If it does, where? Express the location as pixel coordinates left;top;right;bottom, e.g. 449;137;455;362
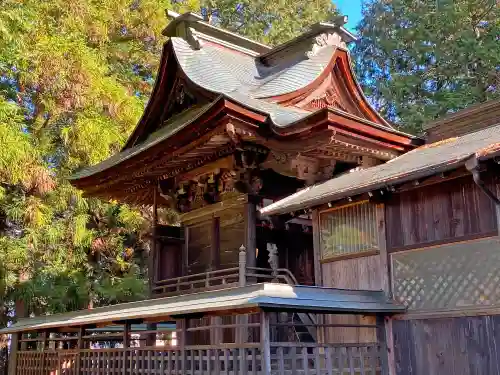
260;123;500;216
69;11;420;202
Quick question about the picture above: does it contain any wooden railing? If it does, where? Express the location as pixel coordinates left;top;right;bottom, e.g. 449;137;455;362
152;245;297;297
16;343;384;375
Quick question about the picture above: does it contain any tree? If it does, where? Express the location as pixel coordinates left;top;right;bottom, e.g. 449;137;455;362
0;0;339;334
353;0;500;134
203;0;339;45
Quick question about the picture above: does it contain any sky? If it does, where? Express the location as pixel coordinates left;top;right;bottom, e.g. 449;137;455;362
335;0;363;32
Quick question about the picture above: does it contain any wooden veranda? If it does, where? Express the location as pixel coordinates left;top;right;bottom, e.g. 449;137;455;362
6;283;402;375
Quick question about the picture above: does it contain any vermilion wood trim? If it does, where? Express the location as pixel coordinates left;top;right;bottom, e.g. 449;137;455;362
328;112;413;147
124;42;173;149
328;125;407;152
388;233;499;253
223;100;268;123
335;53;386;126
320;249;380;264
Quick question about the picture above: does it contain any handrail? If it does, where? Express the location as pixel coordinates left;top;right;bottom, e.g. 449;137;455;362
155;267;239;286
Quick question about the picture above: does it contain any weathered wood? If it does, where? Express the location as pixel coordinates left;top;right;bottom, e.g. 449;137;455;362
260;312;271;375
375;204;391;296
7;333;19;375
245;201;257;269
392;316;500;375
386;175;498;252
376;316;389;375
311;210;323;286
391;236;500;311
180;195;248;225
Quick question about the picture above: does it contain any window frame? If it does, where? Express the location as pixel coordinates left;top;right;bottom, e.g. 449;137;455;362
319;200;380;263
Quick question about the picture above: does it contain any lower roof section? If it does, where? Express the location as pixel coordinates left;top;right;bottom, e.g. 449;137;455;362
2;283;404;334
260;123;500;216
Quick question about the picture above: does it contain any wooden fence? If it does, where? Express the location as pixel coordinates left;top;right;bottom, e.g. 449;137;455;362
16;343;384;375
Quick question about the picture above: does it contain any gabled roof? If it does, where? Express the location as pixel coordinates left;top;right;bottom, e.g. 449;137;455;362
69;12;421;202
1;283;405;334
122;11;406;150
260;122;500;216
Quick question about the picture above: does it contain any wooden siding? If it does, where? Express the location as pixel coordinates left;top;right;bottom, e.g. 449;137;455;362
386;176;498;252
322;255;382;344
393;316;500;375
322;254;383;291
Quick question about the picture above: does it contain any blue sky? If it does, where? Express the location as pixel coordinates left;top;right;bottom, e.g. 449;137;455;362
335;0;362;32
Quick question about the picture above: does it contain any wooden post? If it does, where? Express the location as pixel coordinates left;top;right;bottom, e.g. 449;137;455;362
239;245;247;286
178;319;187;374
376;204;391;297
376;315;390;375
75;327;84;375
311;210;323;286
267;243;278;281
150;182;159;297
496;183;500;236
245;201;257;268
260;311;271;375
8;333;19;375
122;323;130;375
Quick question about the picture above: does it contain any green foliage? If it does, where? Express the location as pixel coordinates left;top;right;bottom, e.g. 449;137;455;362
0;0;339;338
353;0;500;133
206;0;339;45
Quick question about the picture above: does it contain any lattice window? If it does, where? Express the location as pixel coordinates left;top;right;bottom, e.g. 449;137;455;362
392;237;500;311
319;202;378;260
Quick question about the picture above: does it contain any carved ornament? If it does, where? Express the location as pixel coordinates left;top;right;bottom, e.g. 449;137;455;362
308;86;347;112
307;32;347;58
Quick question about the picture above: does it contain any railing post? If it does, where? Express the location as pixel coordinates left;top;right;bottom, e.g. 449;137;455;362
260;311;271;375
8;333;19;375
239;245;247;287
267;243;278;281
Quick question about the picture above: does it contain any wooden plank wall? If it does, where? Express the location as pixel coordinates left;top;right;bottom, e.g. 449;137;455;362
393;316;500;375
386;176;498;251
322;255;383;291
322;255;382;344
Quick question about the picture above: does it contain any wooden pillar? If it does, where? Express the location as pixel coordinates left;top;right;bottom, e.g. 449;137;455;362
178;319;187;374
260;311;271;375
244;201;257;268
149;182;159;297
75;327;84;375
239;245;247;286
7;333;19;375
311;210;322;286
496;182;500;236
375;203;396;375
376;315;390;375
123;323;130;375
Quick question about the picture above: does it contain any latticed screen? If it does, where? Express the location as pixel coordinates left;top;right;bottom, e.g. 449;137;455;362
392;237;500;311
319;202;378;260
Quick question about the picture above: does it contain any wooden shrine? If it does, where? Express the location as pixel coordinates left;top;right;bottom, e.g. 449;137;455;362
3;10;426;375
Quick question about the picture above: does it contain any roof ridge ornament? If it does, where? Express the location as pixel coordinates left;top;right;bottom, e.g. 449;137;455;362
307;32;346;58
